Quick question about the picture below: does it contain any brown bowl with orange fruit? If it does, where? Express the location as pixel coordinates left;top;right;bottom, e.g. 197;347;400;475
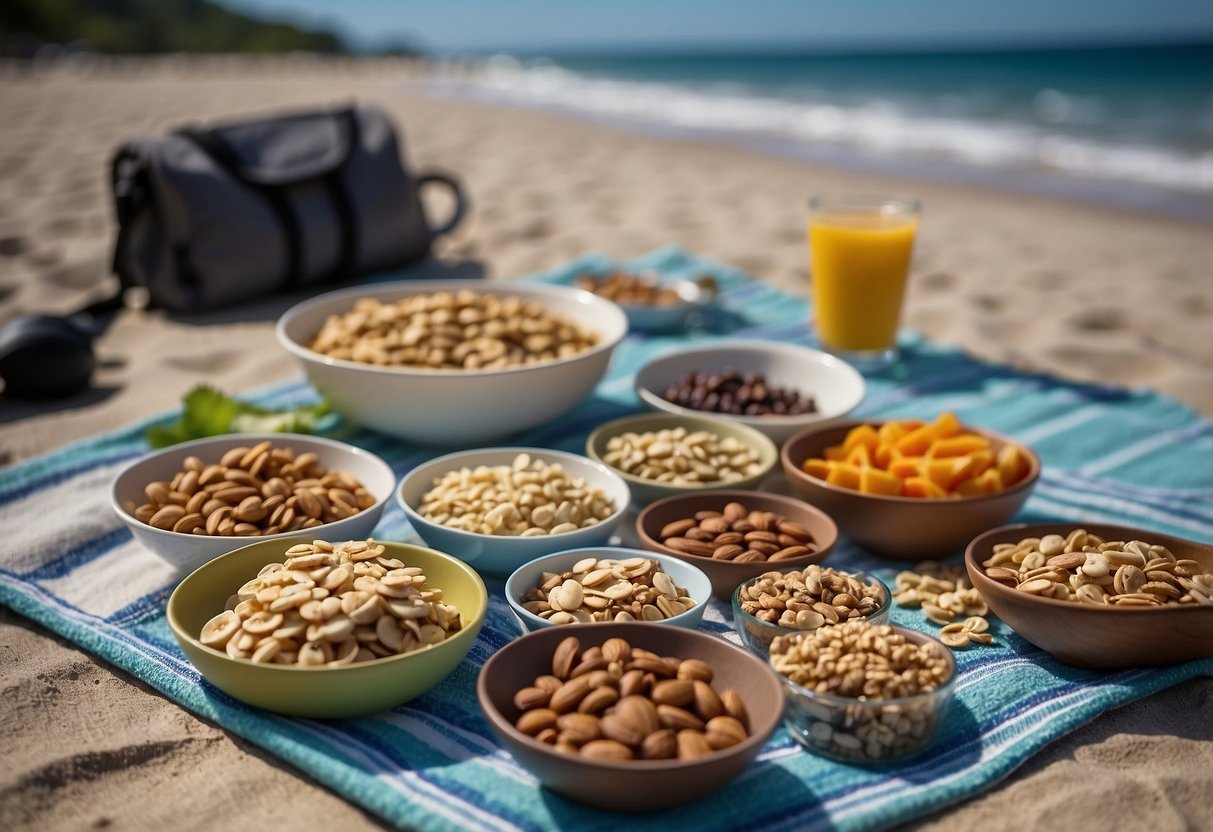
780;413;1039;560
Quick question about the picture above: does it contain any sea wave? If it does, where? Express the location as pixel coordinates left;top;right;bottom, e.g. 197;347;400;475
422;58;1213;194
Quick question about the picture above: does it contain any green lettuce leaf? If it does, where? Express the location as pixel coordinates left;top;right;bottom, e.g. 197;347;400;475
145;386;331;448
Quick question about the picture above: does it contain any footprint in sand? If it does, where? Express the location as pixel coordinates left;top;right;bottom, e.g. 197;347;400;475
918;272;954;292
0;236;27;257
969;294;1003;313
1046;341;1168;381
43;214;84;238
1065;307;1125;332
44;260;105;290
0;282;18;304
163;351;243;374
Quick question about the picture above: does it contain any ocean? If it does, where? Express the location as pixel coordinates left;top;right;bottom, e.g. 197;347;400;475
420;43;1213;220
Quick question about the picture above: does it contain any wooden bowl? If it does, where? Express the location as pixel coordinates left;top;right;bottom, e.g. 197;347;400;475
635;490;837;599
476;622;783;811
965;523;1213;669
781;419;1039;560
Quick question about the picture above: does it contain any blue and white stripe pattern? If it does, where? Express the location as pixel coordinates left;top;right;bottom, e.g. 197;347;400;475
1;246;1210;832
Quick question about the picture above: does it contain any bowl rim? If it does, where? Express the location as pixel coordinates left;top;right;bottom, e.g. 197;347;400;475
110;431;396;543
586;412;779;492
730;569;892;636
965;521;1213;616
504;546;713;629
781;417;1041;506
476;621;783;770
166;537;489;673
274;278;629;379
769;624;958;707
633;488;839;570
634;339;866;426
396;446;631;544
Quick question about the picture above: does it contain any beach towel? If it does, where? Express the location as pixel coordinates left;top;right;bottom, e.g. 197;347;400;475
2;246;1210;832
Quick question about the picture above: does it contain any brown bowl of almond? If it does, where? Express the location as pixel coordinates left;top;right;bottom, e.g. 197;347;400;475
965;522;1213;669
476;623;783;811
635;490;837;599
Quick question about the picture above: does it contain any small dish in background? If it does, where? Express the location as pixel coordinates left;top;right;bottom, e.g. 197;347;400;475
573;271;716;333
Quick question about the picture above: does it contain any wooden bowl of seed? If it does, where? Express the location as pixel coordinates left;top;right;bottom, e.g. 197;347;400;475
476;622;783;811
635;490;837;599
504;547;711;632
111;433;395;575
965;522;1213;669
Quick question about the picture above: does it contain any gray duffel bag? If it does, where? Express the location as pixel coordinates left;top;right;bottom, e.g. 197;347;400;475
110;104;466;312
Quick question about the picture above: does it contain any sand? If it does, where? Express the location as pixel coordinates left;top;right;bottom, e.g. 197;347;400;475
1;56;1210;830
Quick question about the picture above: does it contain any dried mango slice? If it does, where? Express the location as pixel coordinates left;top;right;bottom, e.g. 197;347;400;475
825;461;863;490
903;476;948;499
860;467;903;496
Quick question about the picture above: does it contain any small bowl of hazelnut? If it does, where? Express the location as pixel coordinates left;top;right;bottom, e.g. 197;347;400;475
634;340;866;445
732;566;891;656
635;490;837;599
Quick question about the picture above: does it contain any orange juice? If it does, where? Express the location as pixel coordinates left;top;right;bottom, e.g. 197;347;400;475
808;200;918;356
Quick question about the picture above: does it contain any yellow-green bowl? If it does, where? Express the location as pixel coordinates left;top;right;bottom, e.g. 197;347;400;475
166;538;487;718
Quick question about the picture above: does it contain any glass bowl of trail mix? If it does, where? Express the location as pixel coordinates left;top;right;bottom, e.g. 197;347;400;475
111;433;395;574
276;279;627;445
966;522;1213;669
732;565;891;656
770;620;956;764
167;538;487;718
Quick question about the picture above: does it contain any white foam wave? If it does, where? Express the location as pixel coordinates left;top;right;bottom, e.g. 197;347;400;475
423;59;1213;194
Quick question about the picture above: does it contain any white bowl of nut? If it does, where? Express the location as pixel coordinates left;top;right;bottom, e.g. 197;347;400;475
112;433;395;574
276;279;628;446
634;340;866;445
396;448;631;577
585;413;779;507
167;538;487;717
571;270;713;333
505;547;711;632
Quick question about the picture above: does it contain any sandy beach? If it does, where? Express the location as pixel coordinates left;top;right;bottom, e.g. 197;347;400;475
1;57;1210;830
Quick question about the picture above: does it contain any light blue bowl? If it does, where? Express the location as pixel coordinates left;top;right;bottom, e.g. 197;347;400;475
396;448;631;578
505;546;711;633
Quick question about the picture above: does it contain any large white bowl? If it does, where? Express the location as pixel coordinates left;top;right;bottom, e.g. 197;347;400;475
276;279;629;446
396;447;632;577
111;433;395;575
504;546;712;632
634;340;866;445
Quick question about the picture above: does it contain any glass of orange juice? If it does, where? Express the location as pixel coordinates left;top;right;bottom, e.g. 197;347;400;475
808;195;919;368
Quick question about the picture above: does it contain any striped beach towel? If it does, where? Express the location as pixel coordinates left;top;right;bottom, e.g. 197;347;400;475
2;246;1210;832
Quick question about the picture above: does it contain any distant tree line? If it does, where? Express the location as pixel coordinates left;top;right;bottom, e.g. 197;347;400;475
1;0;359;57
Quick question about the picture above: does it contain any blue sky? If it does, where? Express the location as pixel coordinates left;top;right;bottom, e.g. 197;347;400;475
223;0;1213;54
